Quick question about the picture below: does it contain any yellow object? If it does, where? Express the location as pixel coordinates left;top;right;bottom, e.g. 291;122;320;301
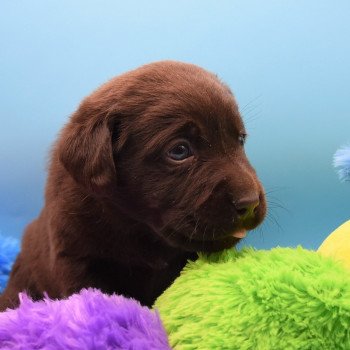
318;220;350;270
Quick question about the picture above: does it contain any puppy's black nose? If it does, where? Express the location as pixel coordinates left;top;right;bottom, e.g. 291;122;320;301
234;196;260;220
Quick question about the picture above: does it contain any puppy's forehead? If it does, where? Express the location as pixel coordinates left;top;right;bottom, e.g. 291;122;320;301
83;61;245;150
130;61;245;138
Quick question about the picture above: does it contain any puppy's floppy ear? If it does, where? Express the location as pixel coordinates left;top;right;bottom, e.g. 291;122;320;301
58;114;117;195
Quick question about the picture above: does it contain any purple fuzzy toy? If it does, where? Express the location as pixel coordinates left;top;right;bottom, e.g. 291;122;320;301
0;289;171;350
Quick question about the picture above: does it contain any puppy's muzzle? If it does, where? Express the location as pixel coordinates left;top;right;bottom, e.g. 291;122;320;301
233;195;260;223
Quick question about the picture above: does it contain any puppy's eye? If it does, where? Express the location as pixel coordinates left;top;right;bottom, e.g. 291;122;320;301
167;143;193;161
238;133;247;146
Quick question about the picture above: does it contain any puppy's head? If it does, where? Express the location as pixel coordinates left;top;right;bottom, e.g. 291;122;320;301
59;61;266;252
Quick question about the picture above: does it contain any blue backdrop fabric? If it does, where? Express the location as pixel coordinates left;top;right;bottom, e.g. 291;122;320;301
1;1;349;249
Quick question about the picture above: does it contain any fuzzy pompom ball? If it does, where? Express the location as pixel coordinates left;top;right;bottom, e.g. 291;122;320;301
0;234;19;293
0;289;171;350
334;146;350;181
155;247;350;350
318;220;350;270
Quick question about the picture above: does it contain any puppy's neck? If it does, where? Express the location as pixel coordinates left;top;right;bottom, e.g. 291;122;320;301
52;187;189;269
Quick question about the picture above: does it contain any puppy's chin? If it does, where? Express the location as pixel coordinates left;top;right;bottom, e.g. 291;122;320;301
176;235;241;253
153;226;243;253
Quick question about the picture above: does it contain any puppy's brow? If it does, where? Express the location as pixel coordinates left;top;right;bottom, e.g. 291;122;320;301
141;120;199;150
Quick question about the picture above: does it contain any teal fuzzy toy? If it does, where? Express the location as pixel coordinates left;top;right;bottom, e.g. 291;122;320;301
155;247;350;349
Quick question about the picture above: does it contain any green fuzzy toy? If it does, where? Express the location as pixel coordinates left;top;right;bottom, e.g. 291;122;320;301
155;247;350;350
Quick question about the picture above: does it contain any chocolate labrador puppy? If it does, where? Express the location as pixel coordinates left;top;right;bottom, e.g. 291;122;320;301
0;61;266;311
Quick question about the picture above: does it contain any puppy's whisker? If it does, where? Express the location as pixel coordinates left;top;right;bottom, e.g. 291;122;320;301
163;227;180;243
256;217;275;239
267;201;289;212
199;135;210;144
203;224;208;241
189;217;200;242
240;95;262;113
265;211;283;232
164;213;189;240
263;186;290;195
188;228;196;243
242;104;260;115
243;110;262;124
264;190;290;215
256;225;266;243
242;105;262;117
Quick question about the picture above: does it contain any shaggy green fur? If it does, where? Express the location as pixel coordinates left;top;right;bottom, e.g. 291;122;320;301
155;247;350;350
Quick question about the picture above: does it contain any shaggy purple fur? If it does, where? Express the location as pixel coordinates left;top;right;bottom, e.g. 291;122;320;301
0;289;171;350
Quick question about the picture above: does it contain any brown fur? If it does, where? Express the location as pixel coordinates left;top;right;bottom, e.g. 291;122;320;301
0;61;266;311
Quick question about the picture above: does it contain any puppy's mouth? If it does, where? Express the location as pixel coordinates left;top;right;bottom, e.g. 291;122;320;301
157;223;248;253
231;230;247;239
177;231;246;252
149;210;257;252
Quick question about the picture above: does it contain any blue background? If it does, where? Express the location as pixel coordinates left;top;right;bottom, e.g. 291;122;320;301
1;1;349;249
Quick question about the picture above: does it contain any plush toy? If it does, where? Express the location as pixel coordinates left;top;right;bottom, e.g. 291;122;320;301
155;247;350;349
318;145;350;269
0;234;19;293
334;145;350;182
0;288;171;350
318;220;350;270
